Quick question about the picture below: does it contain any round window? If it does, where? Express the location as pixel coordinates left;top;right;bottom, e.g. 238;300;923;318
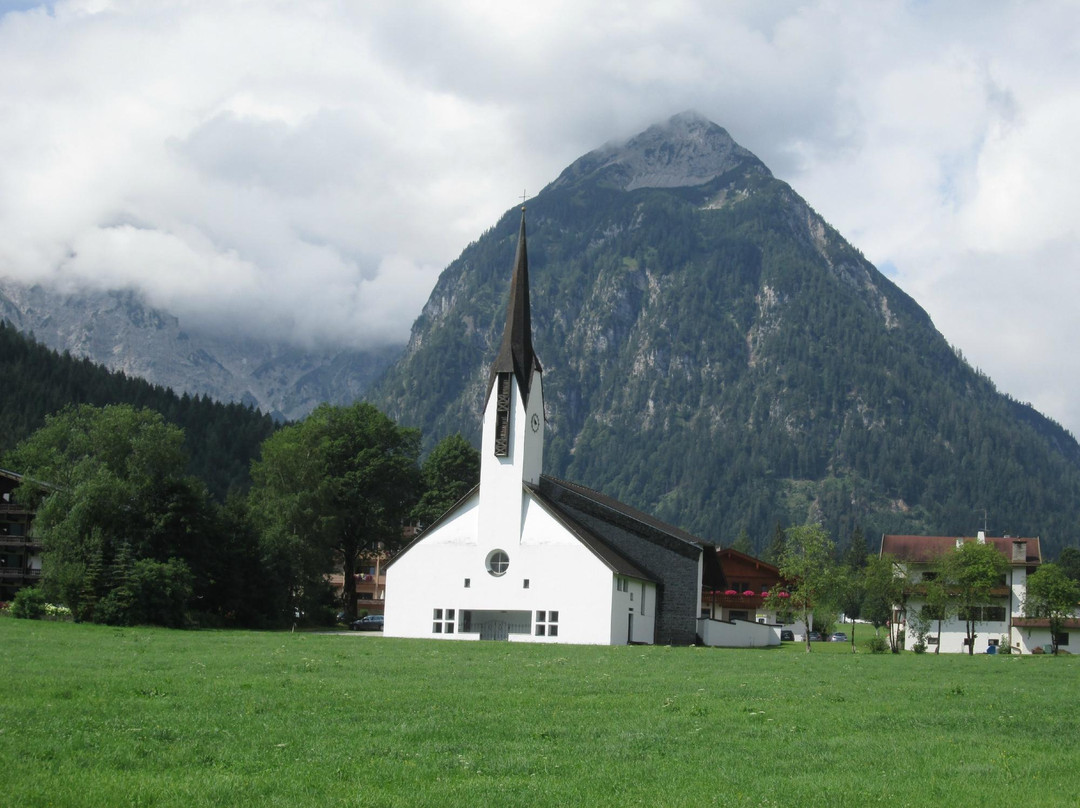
486;549;510;576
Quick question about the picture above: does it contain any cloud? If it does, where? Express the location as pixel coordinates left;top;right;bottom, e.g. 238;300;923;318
1;0;1079;436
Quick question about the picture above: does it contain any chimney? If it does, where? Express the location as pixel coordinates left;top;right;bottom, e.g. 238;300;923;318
977;531;986;544
1012;540;1026;562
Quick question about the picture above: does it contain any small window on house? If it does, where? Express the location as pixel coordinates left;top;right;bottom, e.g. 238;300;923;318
536;610;546;622
1054;632;1070;647
922;571;937;582
433;622;443;634
988;638;999;647
523;579;530;589
640;583;646;616
928;636;939;645
464;578;471;588
433;608;443;620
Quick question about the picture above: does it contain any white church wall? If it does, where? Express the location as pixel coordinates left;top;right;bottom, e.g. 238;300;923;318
385;493;619;644
610;577;656;644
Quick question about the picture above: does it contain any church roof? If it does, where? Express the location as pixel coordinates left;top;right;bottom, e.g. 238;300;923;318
487;211;542;405
535;475;724;588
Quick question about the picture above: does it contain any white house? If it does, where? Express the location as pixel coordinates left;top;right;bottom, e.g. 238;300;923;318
384;212;726;645
881;532;1047;654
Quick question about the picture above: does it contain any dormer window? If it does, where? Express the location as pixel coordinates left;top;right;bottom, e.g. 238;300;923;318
494;372;511;457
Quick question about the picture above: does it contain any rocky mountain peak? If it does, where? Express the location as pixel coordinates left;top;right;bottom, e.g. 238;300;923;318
549;111;767;193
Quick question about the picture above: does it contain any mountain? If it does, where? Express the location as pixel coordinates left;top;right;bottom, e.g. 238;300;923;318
368;112;1080;557
0;281;400;421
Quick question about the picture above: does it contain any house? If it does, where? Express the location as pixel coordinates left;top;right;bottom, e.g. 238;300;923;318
0;469;42;602
327;552;390;615
384;211;727;645
700;548;786;646
880;532;1044;653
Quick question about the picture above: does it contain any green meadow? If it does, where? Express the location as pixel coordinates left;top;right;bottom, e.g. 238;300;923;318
2;620;1077;807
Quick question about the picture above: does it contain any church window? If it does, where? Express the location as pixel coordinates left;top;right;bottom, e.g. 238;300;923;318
486;550;510;577
535;610;559;637
523;579;530;589
464;578;471;588
494;372;511;457
433;608;455;634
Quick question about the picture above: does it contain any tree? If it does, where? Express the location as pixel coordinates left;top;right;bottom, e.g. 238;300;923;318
1024;563;1080;656
1057;547;1080;584
765;523;838;652
412;433;480;528
861;554;905;652
938;540;1009;655
730;528;753;554
4;404;214;625
764;522;786;564
249;403;421;622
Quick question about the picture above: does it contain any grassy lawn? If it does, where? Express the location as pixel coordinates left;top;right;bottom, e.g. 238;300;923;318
1;619;1077;807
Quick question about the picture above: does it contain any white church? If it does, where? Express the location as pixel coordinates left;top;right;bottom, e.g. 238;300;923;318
384;211;727;645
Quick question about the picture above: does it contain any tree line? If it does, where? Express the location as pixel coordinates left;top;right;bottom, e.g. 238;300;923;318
3;402;478;628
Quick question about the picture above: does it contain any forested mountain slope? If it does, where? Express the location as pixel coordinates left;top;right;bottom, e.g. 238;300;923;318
0;321;275;499
368;112;1080;557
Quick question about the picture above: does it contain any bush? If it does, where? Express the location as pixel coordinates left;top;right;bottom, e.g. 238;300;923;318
912;641;927;654
10;587;47;619
866;634;889;654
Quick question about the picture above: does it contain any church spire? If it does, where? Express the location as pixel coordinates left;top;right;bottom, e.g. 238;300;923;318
488;210;542;404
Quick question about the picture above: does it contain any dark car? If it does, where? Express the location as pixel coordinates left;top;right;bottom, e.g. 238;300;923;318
808;631;823;642
350;614;384;632
829;632;848;642
780;629;795;642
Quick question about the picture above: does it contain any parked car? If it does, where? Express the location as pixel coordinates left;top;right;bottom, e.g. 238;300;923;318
829;632;848;642
350;614;384;632
780;630;795;642
808;631;823;642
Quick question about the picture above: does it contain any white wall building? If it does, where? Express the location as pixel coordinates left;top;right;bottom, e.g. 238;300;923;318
881;532;1047;654
385;212;724;645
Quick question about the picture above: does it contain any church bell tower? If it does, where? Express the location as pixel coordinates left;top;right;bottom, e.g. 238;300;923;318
479;210;545;541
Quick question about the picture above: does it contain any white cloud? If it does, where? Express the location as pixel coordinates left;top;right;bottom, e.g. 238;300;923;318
1;0;1079;436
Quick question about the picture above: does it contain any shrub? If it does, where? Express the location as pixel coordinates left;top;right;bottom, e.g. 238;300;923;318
912;641;927;654
867;634;889;654
10;587;47;619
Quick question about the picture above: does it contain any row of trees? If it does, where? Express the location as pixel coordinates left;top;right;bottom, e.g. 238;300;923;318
763;524;1080;655
4;402;479;628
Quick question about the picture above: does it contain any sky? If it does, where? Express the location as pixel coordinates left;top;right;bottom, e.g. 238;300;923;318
2;0;1079;436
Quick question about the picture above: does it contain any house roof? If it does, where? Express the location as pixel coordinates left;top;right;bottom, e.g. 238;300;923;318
716;547;781;577
880;534;1042;565
486;211;542;406
1012;617;1080;629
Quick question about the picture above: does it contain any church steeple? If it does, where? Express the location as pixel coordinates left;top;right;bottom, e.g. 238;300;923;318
487;211;542;405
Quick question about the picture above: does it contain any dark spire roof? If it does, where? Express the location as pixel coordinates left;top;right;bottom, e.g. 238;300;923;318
487;210;542;403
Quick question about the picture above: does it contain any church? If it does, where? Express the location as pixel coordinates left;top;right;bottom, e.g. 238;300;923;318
384;211;724;645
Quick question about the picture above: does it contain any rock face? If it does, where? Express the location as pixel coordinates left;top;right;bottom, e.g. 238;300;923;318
0;281;400;421
550;111;764;192
368;113;1080;555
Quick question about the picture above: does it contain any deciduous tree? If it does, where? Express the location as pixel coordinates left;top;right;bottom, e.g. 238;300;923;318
939;540;1008;655
1024;563;1080;656
765;523;838;652
249;403;421;622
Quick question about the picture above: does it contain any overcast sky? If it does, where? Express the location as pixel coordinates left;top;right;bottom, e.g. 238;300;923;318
2;0;1079;436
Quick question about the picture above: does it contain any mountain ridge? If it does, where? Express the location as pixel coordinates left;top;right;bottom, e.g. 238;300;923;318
368;113;1080;556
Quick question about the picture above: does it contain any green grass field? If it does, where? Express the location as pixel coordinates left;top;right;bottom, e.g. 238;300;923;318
2;619;1077;807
